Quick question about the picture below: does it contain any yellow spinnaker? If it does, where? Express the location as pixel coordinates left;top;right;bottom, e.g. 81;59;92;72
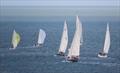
12;30;20;49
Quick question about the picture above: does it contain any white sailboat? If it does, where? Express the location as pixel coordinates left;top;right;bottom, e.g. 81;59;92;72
98;23;110;58
66;16;83;62
57;20;68;56
36;29;46;47
10;30;20;50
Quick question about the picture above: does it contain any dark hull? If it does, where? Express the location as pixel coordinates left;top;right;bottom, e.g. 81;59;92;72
57;52;65;56
67;56;79;62
35;44;43;47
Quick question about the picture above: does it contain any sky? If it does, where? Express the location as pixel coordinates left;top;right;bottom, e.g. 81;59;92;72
0;0;120;16
1;0;119;6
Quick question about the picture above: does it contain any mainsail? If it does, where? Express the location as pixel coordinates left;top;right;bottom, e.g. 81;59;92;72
58;20;68;54
103;23;110;54
37;29;46;45
98;23;110;58
67;16;82;58
12;30;20;49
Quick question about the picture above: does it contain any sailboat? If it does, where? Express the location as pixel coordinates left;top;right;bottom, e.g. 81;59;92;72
36;29;46;47
57;20;68;56
98;23;110;58
10;30;20;50
66;16;83;62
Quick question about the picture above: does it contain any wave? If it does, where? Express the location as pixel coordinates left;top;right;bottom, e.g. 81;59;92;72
78;61;120;66
61;60;120;66
80;56;117;61
1;52;120;67
54;55;117;61
0;45;41;50
10;45;39;49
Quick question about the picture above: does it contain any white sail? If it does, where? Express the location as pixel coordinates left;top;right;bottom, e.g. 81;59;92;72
103;23;110;54
68;16;82;57
37;29;46;45
12;30;20;49
58;20;68;53
80;24;83;45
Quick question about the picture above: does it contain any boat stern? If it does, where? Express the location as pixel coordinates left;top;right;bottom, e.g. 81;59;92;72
57;52;65;56
98;52;107;58
66;56;79;62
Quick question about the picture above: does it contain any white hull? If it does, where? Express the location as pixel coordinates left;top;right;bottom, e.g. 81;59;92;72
98;53;107;58
9;48;16;50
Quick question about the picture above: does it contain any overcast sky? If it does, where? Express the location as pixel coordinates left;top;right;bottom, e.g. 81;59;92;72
1;0;119;6
0;0;120;16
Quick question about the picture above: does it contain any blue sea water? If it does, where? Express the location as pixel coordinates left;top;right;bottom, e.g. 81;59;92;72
0;16;120;73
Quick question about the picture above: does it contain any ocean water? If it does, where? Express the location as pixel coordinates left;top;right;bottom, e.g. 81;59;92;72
0;16;120;73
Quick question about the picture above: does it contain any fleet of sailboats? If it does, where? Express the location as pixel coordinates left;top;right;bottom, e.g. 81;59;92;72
57;20;68;56
36;29;46;47
98;23;110;58
10;30;21;50
1;16;112;62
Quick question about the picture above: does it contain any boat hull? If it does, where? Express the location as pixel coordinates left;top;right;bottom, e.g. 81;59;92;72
98;52;107;58
57;52;65;56
9;48;16;50
66;56;79;62
36;44;43;47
